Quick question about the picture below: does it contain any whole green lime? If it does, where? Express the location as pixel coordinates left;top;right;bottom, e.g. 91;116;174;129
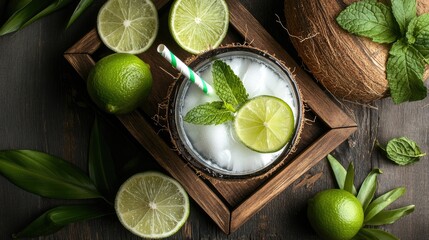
87;53;152;114
307;189;364;240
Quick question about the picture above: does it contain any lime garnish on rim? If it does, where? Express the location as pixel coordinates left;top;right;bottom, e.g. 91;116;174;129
97;0;158;54
234;96;295;153
115;171;190;239
169;0;229;54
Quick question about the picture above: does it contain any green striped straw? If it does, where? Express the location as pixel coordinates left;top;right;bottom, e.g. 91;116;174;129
157;44;214;95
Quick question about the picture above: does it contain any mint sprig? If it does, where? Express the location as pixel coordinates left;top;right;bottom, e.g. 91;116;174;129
391;0;416;35
184;101;234;125
406;14;429;63
184;60;248;125
337;0;429;104
336;1;399;43
377;136;426;165
212;60;248;108
387;39;427;103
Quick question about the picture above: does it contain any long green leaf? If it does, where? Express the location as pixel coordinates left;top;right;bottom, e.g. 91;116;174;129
5;0;32;17
0;150;100;199
66;0;93;28
327;154;357;194
21;0;73;29
364;187;406;223
89;117;117;199
365;205;415;226
344;162;355;194
0;0;51;36
357;228;399;240
13;204;113;238
357;169;382;211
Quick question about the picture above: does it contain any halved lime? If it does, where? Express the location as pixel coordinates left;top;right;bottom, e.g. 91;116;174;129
234;96;295;153
97;0;158;54
115;171;190;239
169;0;229;54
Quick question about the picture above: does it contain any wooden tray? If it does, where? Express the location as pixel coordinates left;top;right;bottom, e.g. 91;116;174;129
64;0;356;234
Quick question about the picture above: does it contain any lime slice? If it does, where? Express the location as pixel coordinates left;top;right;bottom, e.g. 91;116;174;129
234;96;295;153
115;171;190;239
169;0;229;54
97;0;158;54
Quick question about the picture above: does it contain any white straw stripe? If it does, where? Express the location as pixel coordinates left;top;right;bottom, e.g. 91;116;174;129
157;44;214;95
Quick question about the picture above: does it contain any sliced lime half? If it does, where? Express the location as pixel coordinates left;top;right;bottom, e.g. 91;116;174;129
234;96;295;153
115;171;190;239
97;0;158;54
169;0;229;54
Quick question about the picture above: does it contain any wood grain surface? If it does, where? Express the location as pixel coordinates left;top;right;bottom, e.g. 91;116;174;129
0;0;428;239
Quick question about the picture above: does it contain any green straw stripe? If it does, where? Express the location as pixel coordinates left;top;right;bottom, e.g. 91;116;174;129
202;80;208;93
189;68;195;83
170;52;177;68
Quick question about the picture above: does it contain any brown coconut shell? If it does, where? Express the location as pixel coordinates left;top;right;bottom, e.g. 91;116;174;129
284;0;429;103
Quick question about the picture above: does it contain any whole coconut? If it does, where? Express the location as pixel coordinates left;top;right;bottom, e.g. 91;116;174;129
284;0;429;103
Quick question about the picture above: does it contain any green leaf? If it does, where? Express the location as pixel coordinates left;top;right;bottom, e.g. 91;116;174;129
21;0;73;29
336;1;400;43
387;39;427;104
0;150;100;199
212;60;248;107
89;117;117;199
184;101;234;125
364;187;406;223
357;168;382;211
406;14;429;63
66;0;93;28
0;1;51;36
357;228;399;240
391;0;417;35
4;0;32;16
344;162;355;194
327;154;357;195
14;204;113;238
384;137;426;165
365;204;415;226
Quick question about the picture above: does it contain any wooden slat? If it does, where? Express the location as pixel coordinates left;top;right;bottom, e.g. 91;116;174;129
230;126;357;232
65;29;100;54
227;0;356;129
63;53;95;80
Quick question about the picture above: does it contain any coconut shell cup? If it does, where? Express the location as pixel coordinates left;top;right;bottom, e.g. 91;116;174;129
167;45;304;180
283;0;429;103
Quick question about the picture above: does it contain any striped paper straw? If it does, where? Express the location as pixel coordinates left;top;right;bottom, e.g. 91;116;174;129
157;44;214;95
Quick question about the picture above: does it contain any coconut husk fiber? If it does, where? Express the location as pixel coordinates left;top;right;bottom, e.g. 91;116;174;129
284;0;429;103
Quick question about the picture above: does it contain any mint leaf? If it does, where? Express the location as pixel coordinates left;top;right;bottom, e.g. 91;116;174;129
379;137;426;165
391;0;417;35
212;60;248;107
406;14;429;63
336;1;400;43
184;101;234;125
386;39;427;103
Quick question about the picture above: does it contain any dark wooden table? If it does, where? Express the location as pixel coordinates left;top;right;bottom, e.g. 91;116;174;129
1;0;428;239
